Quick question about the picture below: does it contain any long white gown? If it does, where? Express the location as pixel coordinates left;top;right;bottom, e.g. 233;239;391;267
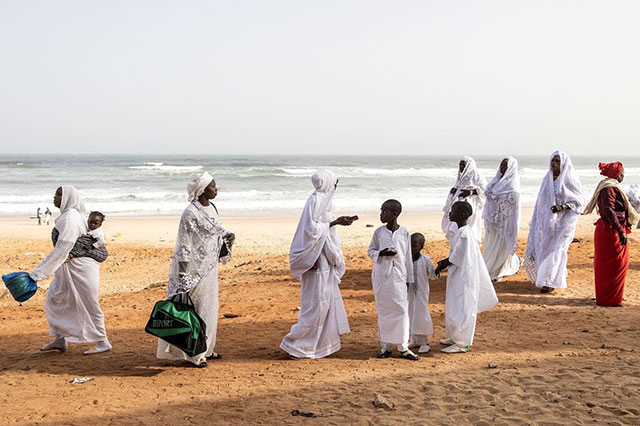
408;254;437;344
482;156;521;281
281;169;350;359
524;151;585;289
157;202;229;365
445;225;498;348
30;186;108;343
368;225;414;346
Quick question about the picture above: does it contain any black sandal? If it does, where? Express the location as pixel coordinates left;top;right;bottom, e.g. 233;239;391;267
193;361;208;368
400;351;419;361
377;350;392;359
541;286;554;294
206;352;222;360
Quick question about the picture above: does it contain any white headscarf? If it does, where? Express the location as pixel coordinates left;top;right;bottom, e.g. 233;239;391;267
482;156;521;254
187;172;214;202
59;185;86;214
289;170;345;281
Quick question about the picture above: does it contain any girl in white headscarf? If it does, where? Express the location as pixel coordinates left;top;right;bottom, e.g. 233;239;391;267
157;172;234;367
30;186;111;354
281;170;355;359
524;151;585;293
482;156;522;282
442;156;487;245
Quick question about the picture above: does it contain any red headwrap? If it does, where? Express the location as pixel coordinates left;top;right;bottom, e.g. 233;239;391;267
598;162;623;178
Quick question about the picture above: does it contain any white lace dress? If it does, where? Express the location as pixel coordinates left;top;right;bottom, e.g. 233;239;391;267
157;202;231;365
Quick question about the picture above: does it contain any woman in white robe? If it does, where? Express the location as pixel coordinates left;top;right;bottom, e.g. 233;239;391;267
524;151;585;293
30;185;111;355
157;172;234;367
281;170;354;359
482;156;522;282
442;156;487;246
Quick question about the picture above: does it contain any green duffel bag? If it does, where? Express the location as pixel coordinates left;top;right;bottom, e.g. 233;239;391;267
145;293;207;358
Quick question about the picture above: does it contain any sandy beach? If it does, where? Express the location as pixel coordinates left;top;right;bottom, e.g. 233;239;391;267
1;212;639;425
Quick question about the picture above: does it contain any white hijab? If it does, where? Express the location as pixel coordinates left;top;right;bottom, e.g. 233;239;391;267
525;151;585;262
289;170;345;281
187;172;214;202
483;156;521;254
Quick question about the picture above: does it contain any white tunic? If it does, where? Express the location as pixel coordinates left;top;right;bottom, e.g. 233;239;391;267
408;254;438;337
445;226;498;348
30;195;107;343
368;225;414;345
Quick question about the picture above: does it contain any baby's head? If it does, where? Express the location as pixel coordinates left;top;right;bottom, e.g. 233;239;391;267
88;211;105;231
411;233;425;257
379;199;402;224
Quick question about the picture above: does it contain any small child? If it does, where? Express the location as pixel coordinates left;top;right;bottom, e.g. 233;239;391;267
86;211;106;250
367;199;418;361
408;232;439;354
435;201;498;354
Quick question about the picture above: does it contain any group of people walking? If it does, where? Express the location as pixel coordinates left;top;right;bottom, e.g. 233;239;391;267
22;151;637;366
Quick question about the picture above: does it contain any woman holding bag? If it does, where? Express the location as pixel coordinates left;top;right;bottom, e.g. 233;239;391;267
157;172;235;368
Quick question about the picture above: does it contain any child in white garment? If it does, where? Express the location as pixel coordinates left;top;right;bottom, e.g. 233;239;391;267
435;201;498;354
408;232;439;354
368;199;418;361
86;211;106;249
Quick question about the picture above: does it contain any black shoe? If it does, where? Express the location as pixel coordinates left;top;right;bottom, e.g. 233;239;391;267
377;350;392;358
541;286;554;293
206;352;222;360
399;350;419;361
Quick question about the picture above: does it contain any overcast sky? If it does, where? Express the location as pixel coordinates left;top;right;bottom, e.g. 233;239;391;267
1;1;638;156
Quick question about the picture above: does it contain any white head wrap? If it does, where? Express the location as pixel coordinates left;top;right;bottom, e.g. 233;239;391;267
187;172;214;202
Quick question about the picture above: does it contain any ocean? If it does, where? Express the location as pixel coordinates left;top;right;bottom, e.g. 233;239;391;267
1;154;639;218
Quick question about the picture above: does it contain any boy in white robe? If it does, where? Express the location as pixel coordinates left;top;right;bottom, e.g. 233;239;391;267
408;233;439;354
436;201;499;354
368;199;418;361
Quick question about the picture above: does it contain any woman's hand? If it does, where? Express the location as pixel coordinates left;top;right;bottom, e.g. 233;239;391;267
330;216;354;227
619;231;628;246
224;232;236;246
450;187;457;195
459;189;472;198
551;204;567;213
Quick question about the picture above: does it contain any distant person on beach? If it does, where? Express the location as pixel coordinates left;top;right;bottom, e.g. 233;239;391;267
583;162;638;306
36;207;41;225
435;201;498;354
281;170;355;359
44;207;51;225
29;186;112;355
407;232;439;354
523;151;585;293
368;199;418;361
157;172;235;368
442;156;487;246
482;156;522;282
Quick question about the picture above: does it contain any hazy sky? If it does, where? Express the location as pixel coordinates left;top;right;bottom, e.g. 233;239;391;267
1;1;638;156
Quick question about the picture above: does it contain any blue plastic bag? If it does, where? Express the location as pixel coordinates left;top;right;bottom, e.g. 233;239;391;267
2;272;38;302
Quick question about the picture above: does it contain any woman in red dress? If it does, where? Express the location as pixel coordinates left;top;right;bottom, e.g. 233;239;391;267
584;162;638;306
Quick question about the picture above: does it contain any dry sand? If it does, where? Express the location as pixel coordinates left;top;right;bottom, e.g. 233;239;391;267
1;212;640;425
